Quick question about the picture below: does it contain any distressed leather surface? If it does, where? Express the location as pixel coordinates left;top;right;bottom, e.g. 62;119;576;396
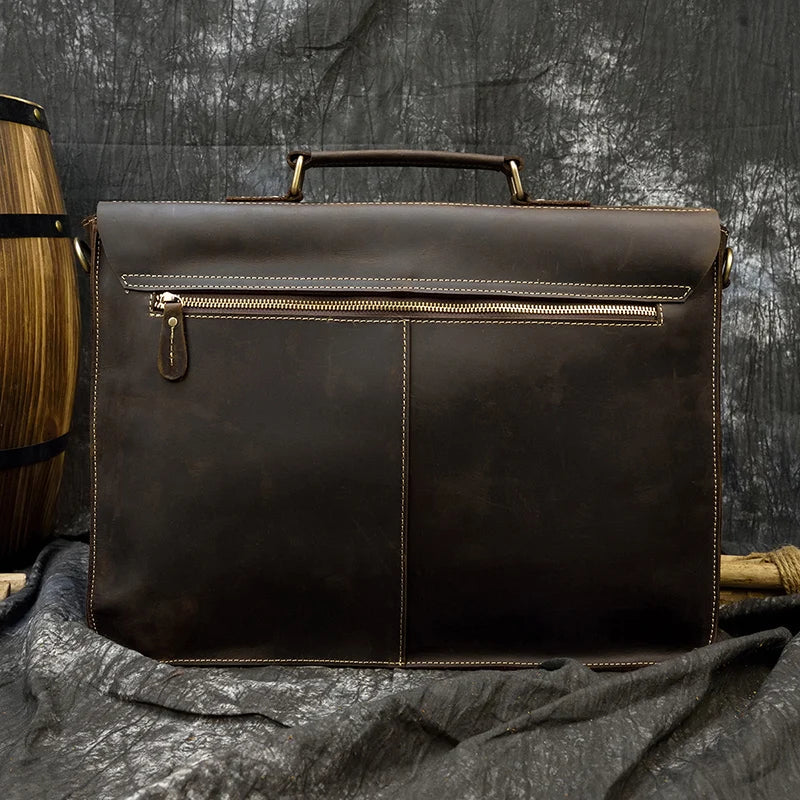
89;200;723;668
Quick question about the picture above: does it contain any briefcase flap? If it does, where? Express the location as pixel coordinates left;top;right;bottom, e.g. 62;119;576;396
97;201;721;303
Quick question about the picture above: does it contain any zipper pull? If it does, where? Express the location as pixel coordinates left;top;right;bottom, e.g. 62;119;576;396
157;292;188;381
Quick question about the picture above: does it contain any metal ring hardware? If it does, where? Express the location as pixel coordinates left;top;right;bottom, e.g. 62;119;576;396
508;160;526;202
289;154;305;198
73;237;91;273
722;247;733;288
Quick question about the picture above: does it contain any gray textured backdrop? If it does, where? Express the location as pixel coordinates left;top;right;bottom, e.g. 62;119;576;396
1;0;797;553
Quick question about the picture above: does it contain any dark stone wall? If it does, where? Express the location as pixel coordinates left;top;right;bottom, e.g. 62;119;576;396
1;0;797;552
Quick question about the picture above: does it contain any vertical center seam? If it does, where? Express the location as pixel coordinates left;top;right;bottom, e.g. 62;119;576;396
399;321;409;665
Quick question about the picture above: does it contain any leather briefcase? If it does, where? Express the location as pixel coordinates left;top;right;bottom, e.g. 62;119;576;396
86;150;731;669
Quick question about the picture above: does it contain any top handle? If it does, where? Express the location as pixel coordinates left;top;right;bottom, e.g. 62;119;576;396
286;149;530;204
225;149;590;206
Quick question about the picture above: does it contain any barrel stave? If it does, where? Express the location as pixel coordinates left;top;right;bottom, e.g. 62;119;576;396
0;95;80;564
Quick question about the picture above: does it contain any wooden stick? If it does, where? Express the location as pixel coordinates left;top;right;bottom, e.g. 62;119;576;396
720;554;782;590
0;572;26;596
720;588;783;605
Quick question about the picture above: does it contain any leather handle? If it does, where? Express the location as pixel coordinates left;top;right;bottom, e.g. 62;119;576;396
285;149;529;203
287;149;523;173
225;150;590;206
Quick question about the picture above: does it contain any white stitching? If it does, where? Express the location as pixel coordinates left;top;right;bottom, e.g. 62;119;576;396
406;660;657;667
159;657;657;667
107;199;715;212
400;322;408;666
88;231;101;630
169;324;175;368
124;278;690;301
709;263;719;644
123;273;691;292
133;286;686;301
162;658;403;665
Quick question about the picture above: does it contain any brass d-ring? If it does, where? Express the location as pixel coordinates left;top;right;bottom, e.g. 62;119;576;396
508;160;525;202
289;154;305;197
722;246;733;288
73;237;91;273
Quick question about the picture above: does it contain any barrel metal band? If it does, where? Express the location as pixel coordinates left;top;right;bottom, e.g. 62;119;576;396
0;433;69;470
0;96;49;131
0;214;70;238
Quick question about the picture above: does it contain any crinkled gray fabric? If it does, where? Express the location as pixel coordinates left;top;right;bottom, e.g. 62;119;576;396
2;539;800;799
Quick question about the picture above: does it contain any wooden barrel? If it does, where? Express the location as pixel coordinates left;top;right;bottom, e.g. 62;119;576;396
0;94;80;565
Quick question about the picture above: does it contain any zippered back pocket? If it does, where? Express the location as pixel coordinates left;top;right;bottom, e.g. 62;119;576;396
151;291;661;381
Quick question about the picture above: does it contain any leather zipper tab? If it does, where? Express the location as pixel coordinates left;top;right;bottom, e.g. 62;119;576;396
157;293;188;380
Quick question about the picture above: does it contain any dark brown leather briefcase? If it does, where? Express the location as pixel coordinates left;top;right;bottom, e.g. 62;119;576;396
86;150;731;669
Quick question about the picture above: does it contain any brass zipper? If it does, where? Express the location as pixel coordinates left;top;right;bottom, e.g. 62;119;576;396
153;292;658;319
152;291;658;382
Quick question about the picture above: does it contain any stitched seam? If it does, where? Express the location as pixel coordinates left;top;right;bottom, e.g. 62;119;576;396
107;200;715;212
161;658;403;665
126;280;690;300
148;313;661;328
123;273;690;292
88;231;101;630
406;660;658;667
169;325;175;367
131;286;687;301
400;322;408;666
158;657;656;667
709;265;719;644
